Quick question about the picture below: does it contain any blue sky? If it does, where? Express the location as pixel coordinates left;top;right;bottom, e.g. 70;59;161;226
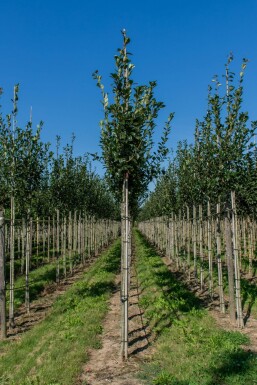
1;0;257;175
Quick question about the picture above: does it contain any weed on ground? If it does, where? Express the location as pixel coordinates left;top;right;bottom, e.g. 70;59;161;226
0;240;121;385
134;231;257;385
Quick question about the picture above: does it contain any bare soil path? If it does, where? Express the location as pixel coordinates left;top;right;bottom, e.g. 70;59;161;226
79;264;153;385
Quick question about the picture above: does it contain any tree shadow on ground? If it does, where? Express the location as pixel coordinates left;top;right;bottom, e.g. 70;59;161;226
207;349;257;385
241;278;257;323
137;232;257;385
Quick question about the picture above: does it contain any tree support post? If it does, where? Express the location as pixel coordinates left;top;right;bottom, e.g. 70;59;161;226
121;173;129;360
231;191;244;328
225;205;236;323
0;208;7;339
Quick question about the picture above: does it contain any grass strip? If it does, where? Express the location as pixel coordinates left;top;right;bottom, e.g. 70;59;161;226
134;230;257;385
9;263;59;309
169;247;257;319
9;251;86;310
0;239;121;385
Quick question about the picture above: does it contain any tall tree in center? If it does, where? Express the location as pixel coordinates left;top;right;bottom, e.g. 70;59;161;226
94;30;173;359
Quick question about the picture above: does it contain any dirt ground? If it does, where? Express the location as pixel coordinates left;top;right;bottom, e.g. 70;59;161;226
78;263;153;385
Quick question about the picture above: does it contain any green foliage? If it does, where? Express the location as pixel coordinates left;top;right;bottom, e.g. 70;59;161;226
45;135;119;218
93;31;173;212
139;56;257;218
0;85;51;216
0;87;119;219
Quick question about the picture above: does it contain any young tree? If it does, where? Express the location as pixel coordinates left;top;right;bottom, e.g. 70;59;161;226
94;30;173;359
0;85;51;327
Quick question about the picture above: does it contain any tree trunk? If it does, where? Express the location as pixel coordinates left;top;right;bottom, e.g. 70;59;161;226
193;205;197;279
47;216;50;262
0;208;7;339
216;201;225;313
207;200;213;299
225;207;236;323
231;191;244;328
36;217;39;267
199;205;204;291
186;206;191;280
9;195;15;329
42;217;45;258
68;211;73;274
121;173;129;360
56;209;60;284
25;218;31;314
63;216;67;277
21;218;25;274
52;215;55;260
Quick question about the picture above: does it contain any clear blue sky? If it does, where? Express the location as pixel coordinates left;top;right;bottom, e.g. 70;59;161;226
1;0;257;175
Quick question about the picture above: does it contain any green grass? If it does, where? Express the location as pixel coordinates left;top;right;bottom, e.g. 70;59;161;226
8;262;59;309
7;249;88;310
170;245;257;321
0;239;121;385
134;230;257;385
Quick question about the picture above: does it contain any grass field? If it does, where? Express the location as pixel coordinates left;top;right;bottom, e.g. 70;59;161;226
134;230;257;385
0;240;121;385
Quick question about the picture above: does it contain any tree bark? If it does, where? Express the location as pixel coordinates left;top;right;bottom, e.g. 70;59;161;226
231;191;244;328
25;218;31;314
199;205;204;291
207;200;213;299
0;208;7;339
193;205;197;279
216;201;225;313
121;173;129;360
225;207;236;323
56;209;60;284
9;195;15;329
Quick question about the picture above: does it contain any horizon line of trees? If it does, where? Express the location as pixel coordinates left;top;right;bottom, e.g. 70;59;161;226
2;54;257;223
139;55;257;220
0;86;119;220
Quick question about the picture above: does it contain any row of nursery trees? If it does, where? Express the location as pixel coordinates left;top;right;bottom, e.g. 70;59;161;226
0;85;119;219
139;192;247;329
139;55;257;219
94;33;257;356
0;71;120;339
138;56;257;331
0;208;120;339
1;31;256;360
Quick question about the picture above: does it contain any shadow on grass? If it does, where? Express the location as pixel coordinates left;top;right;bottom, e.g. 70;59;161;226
134;232;207;353
12;265;57;308
136;231;257;385
241;278;257;323
137;233;203;311
207;349;256;385
83;280;117;297
153;353;257;385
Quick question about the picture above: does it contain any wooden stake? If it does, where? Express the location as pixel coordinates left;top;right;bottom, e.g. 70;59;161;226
225;206;236;323
216;201;225;313
9;195;15;329
0;208;7;339
231;191;244;328
207;200;213;299
56;209;60;284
